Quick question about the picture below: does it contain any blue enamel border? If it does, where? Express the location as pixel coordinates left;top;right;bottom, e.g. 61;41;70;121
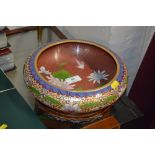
28;43;125;97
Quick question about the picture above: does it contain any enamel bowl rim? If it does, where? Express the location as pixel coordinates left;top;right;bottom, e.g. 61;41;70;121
33;39;120;93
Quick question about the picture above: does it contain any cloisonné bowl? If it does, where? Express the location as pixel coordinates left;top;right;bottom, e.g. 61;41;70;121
24;40;128;120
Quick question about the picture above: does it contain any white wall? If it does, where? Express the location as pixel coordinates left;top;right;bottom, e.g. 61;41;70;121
58;26;155;93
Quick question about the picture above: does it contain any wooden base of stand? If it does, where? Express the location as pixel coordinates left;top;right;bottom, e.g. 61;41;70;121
35;100;120;129
82;116;120;129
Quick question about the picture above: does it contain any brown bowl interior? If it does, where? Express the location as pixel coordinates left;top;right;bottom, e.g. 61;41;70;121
37;42;117;91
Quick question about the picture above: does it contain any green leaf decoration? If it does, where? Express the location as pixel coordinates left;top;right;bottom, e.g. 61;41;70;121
29;86;41;96
80;95;118;110
80;102;97;109
43;96;62;107
104;95;118;103
52;69;72;80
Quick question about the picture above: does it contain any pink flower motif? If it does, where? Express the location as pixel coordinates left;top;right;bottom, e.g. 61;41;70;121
46;75;75;90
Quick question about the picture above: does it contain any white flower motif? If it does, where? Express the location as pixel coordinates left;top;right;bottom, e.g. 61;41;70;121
63;104;81;112
76;59;85;69
46;75;75;90
87;70;109;84
39;66;51;75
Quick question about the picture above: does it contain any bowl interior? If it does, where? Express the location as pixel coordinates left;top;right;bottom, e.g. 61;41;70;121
36;42;117;91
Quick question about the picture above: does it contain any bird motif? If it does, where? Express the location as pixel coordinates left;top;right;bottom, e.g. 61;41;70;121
76;59;85;69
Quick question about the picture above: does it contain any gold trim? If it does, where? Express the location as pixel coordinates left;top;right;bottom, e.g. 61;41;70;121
34;40;120;92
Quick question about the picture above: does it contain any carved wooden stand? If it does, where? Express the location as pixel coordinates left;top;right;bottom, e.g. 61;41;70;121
35;99;120;129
